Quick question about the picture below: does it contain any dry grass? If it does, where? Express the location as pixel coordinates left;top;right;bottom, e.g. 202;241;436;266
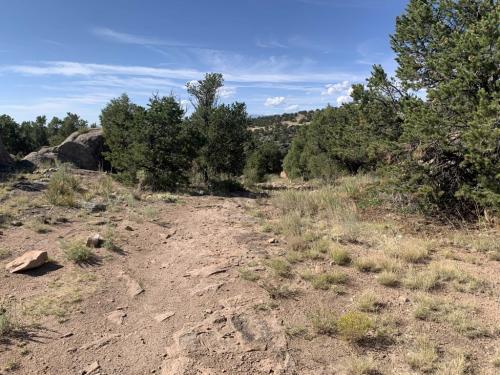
336;311;373;342
383;237;429;263
345;356;380;375
376;270;400;287
261;283;298;299
267;258;292;278
309;271;348;290
357;291;383;312
354;257;382;273
406;336;438;372
310;309;337;335
330;246;351;265
61;240;95;264
239;268;260;282
0;247;11;260
45;165;80;207
414;295;488;338
0;307;13;337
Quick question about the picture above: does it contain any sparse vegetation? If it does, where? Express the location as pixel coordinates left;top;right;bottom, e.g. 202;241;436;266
62;241;95;264
45;165;80;207
345;356;380;375
330;246;351;265
406;337;438;372
336;311;373;342
0;307;13;336
376;270;400;287
357;292;382;313
239;268;260;282
310;309;337;335
0;247;11;260
267;258;292;278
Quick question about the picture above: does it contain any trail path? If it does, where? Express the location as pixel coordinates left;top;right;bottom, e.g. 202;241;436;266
1;196;295;375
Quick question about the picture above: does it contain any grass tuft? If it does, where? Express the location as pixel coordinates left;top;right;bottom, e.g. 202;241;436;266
330;246;351;265
62;241;95;264
336;311;373;342
45;165;80;207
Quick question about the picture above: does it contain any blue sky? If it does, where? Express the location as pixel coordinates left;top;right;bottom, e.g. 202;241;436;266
0;0;408;123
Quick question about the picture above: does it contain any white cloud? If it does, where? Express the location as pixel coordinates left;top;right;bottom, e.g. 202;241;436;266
91;27;189;47
1;61;362;84
218;86;236;98
322;80;351;96
285;104;299;112
336;87;354;106
255;38;288;49
265;96;286;107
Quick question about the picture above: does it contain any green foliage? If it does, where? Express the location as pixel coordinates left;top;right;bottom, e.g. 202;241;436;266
188;73;251;184
101;94;147;184
391;0;500;214
282;0;499;215
62;241;95;264
284;69;404;181
142;95;195;190
244;142;284;183
0;113;90;157
336;311;373;342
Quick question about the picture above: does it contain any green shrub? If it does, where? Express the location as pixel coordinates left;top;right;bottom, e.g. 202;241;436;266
244;142;283;184
62;241;95;264
336;311;373;342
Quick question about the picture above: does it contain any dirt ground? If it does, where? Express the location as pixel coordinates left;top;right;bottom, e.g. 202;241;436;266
0;170;499;374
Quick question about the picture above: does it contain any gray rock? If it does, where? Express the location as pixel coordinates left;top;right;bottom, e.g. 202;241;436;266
23;129;107;170
82;202;107;213
86;233;104;248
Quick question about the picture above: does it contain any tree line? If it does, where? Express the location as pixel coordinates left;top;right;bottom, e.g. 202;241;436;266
0;0;497;216
284;0;499;215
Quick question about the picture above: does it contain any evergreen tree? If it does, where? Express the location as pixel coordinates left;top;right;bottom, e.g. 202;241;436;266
391;0;499;213
142;95;195;190
101;94;146;183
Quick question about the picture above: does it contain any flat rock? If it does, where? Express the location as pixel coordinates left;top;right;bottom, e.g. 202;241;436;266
119;272;145;297
82;361;100;375
5;250;48;273
190;282;224;297
154;311;175;322
81;334;120;350
107;310;126;325
187;265;229;278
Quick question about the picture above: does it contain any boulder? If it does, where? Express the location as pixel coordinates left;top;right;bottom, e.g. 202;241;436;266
86;233;104;248
23;129;107;170
5;250;48;273
0;135;13;169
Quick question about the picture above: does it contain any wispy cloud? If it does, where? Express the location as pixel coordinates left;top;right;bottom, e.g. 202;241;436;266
255;37;288;49
92;27;189;47
2;61;363;84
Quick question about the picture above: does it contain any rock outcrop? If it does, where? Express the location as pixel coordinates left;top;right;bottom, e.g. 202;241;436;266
23;129;107;170
0;135;13;169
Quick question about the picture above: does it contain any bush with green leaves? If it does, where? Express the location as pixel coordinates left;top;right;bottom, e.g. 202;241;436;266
244;142;284;183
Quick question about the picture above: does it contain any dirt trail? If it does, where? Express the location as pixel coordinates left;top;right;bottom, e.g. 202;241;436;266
0;196;294;374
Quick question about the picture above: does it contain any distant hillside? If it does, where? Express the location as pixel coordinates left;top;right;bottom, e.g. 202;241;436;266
249;110;318;153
